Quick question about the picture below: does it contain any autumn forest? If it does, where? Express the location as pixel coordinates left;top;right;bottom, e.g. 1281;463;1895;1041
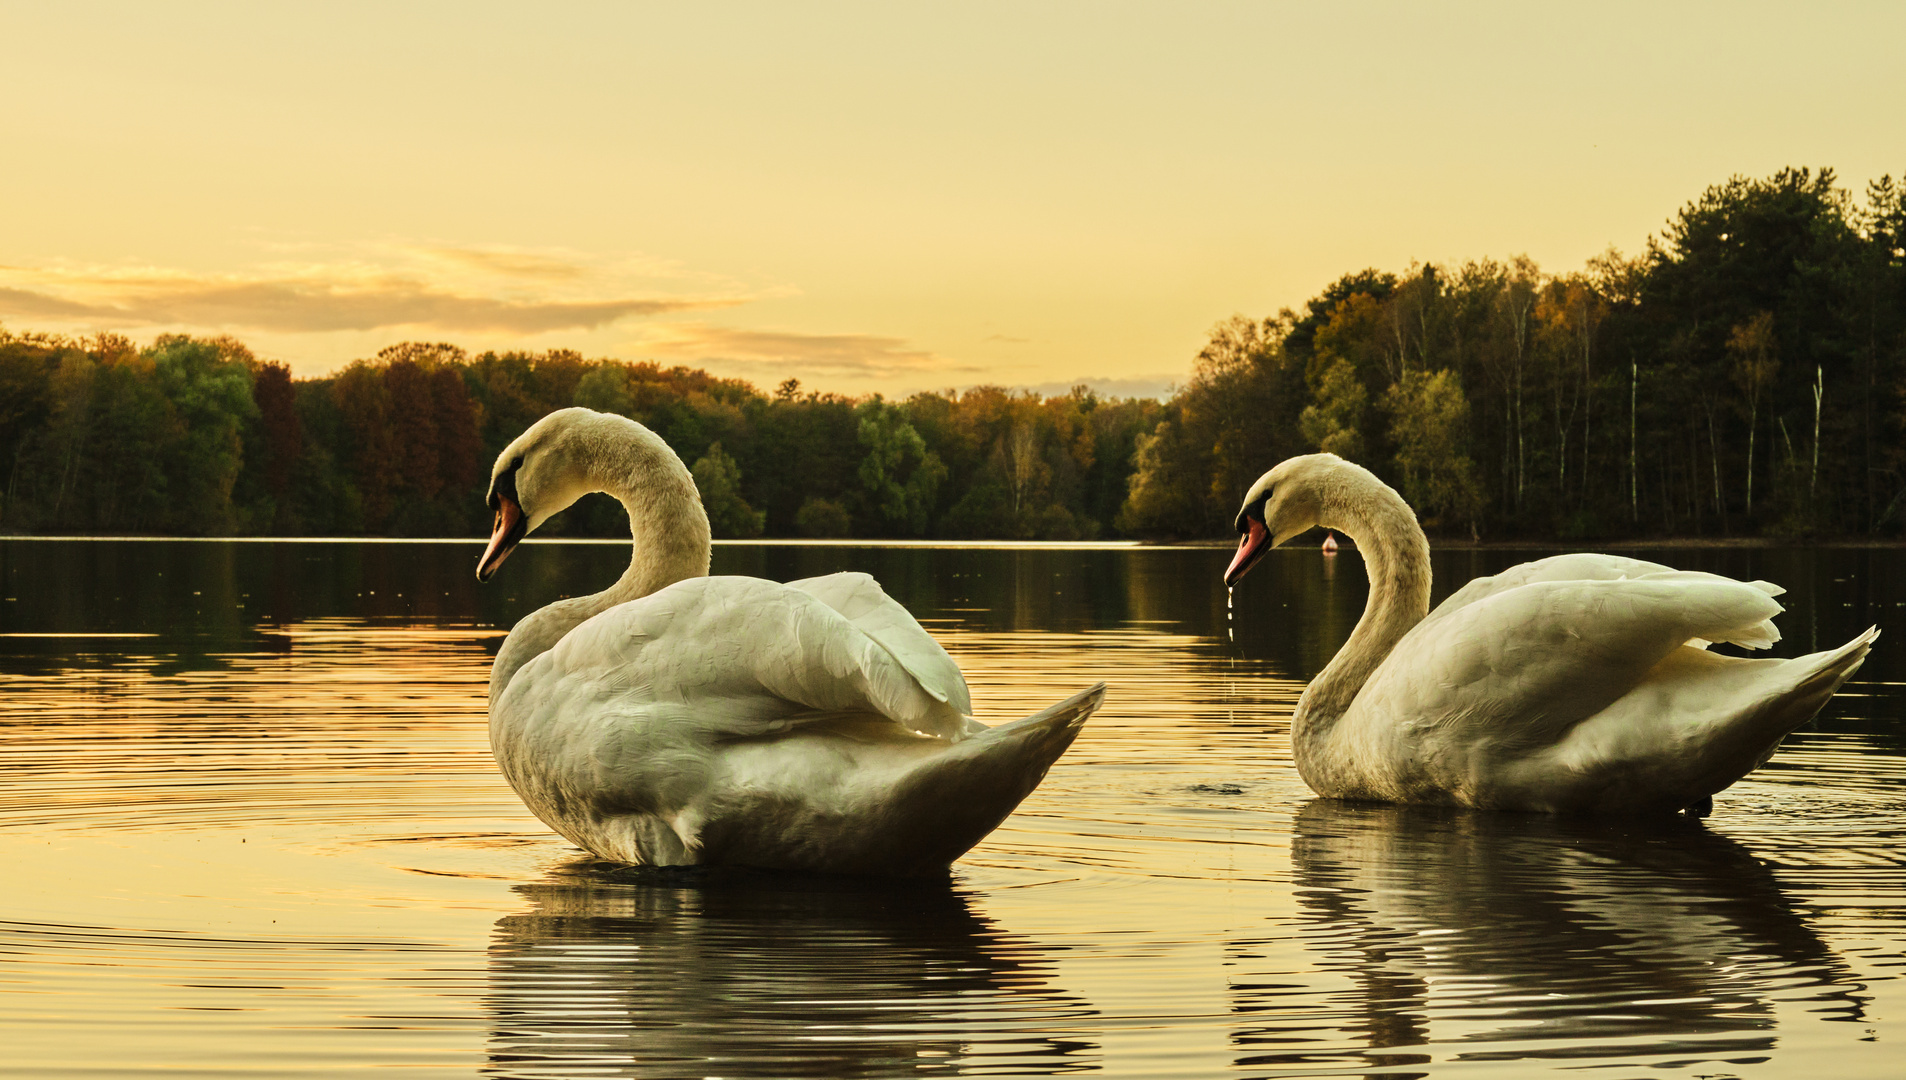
3;168;1904;543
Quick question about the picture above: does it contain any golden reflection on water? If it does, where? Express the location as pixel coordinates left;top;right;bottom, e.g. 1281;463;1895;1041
2;540;1904;1078
1242;802;1868;1075
486;866;1098;1078
0;620;502;833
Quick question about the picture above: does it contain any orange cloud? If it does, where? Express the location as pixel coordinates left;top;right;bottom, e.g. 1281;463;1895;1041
637;323;982;380
0;248;748;335
0;274;731;334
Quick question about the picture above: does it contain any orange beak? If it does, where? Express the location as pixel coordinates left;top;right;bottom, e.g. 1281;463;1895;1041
477;496;526;581
1224;518;1271;586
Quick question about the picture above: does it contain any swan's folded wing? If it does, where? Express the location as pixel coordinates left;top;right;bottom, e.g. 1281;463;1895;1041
1424;553;1786;644
1353;573;1786;752
527;575;971;744
1422;553;1674;629
787;571;973;715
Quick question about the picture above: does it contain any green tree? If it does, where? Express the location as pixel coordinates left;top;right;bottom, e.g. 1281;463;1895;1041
573;364;635;415
1117;420;1207;536
794;496;852;537
0;330;56;525
691;441;765;538
1114;315;1303;536
242;361;303;532
149;335;257;534
86;355;175;531
1642;168;1867;532
1383;368;1482;531
37;349;101;527
1856;176;1906;528
856;398;946;536
1298;357;1368;460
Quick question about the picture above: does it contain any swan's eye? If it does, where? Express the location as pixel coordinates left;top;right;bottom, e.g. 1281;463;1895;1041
1242;491;1275;533
488;457;526;511
1234;491;1269;534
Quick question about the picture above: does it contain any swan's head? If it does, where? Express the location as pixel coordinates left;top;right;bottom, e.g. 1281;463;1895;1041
1224;454;1347;586
478;407;622;581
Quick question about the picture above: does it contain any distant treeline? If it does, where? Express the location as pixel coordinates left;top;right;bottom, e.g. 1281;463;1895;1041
0;332;1164;541
2;167;1902;542
1125;167;1906;540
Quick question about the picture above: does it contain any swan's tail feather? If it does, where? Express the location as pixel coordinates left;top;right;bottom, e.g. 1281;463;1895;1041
1686;626;1880;798
1746;625;1877;760
1809;623;1877;689
874;682;1106;875
1555;627;1878;814
976;681;1105;746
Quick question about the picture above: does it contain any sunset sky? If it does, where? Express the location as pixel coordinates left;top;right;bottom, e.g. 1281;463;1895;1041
3;1;1901;398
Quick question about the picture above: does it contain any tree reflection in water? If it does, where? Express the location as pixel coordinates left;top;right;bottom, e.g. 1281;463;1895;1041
484;862;1098;1078
1230;800;1868;1078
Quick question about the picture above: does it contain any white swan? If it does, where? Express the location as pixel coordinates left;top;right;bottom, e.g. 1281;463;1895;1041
475;407;1104;875
1225;453;1878;816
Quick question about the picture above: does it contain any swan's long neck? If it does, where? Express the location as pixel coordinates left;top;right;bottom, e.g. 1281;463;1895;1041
489;418;711;704
1292;473;1431;754
587;428;714;608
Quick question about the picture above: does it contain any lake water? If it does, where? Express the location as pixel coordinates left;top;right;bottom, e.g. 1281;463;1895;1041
2;537;1903;1079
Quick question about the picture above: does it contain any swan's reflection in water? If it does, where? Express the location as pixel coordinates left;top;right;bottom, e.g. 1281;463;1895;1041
1231;801;1868;1077
483;862;1097;1078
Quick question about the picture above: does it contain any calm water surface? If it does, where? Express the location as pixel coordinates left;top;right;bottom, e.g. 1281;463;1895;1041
2;538;1903;1078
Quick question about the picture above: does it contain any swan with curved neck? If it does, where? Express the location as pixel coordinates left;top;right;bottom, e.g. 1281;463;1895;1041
1226;453;1877;815
478;407;713;704
475;407;1104;875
